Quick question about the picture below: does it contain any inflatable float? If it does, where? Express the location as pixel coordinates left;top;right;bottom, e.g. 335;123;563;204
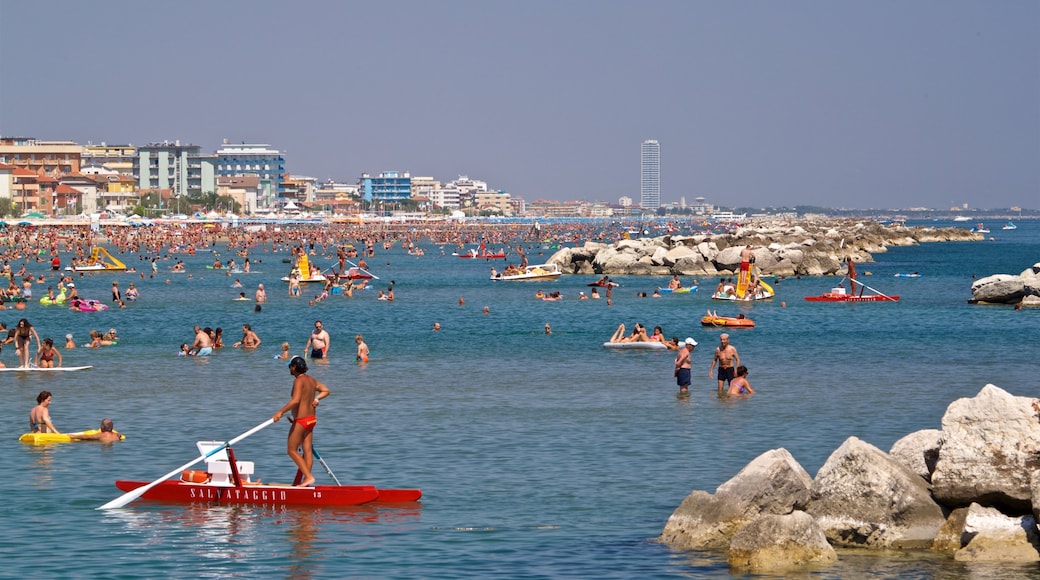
69;298;109;312
40;291;68;305
602;341;669;350
700;315;755;328
19;429;125;444
659;286;697;294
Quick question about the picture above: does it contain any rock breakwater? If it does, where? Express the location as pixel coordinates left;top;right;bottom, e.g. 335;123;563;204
969;262;1040;306
545;220;982;277
659;384;1040;571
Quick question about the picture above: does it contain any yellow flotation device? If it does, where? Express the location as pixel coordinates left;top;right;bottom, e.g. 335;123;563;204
19;429;126;444
40;291;67;305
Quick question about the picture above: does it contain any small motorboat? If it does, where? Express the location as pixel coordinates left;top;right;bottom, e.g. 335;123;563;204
893;273;921;278
491;263;562;281
455;248;507;259
970;223;990;234
700;315;755;328
112;440;420;507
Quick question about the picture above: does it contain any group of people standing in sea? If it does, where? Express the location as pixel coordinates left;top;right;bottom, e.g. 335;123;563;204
674;332;755;398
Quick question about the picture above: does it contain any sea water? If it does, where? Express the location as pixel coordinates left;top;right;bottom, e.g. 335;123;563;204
2;220;1038;578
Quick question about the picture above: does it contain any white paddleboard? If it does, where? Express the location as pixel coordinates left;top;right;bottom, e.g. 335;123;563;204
0;366;93;372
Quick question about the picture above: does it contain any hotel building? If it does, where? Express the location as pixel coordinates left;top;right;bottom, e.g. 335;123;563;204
640;139;660;210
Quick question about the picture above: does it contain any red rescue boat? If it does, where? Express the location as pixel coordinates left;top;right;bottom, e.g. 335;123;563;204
805;287;899;302
112;440;420;507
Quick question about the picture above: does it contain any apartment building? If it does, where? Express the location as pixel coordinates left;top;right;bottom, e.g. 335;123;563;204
0;137;82;177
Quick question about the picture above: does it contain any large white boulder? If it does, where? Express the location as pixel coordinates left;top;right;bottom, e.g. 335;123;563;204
806;436;946;548
660;448;812;550
931;384;1040;512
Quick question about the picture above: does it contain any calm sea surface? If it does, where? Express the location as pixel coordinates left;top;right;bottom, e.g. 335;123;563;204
3;220;1039;578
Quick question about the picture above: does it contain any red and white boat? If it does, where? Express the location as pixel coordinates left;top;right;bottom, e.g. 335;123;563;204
805;287;899;302
454;248;507;259
113;441;420;507
340;266;376;280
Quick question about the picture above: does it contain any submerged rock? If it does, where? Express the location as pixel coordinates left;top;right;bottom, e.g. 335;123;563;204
727;511;837;571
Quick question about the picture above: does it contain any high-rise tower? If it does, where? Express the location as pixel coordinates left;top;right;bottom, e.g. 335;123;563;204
640;139;660;210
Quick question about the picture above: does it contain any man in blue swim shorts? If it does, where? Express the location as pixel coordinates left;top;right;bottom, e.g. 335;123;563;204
304;320;329;359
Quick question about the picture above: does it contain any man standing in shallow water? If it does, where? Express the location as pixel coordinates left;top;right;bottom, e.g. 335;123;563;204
305;320;330;359
273;356;330;487
709;333;740;395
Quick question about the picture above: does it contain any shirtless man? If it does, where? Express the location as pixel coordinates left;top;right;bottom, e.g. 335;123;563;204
273;356;330;487
846;256;862;297
191;325;214;356
305;320;330;359
667;274;682;290
255;283;267;304
709;333;741;395
233;324;261;349
674;338;696;394
29;390;59;433
69;418;122;443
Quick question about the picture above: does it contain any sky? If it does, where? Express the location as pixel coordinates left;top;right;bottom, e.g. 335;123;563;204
1;0;1037;210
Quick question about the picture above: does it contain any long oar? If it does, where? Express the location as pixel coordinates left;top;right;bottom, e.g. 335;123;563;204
850;278;897;301
97;418;274;510
345;262;378;282
312;447;342;486
287;417;342;486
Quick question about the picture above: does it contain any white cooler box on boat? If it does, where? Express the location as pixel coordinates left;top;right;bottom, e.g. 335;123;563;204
196;440;255;484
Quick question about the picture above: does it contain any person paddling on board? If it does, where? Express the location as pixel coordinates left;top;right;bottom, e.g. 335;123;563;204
273;356;330;487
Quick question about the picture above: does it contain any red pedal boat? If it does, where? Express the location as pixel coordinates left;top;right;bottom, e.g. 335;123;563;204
805;287;899;302
112;440;420;507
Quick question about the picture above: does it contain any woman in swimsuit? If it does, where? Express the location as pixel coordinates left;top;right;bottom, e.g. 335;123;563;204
35;337;62;368
14;318;40;369
29;390;59;433
726;366;756;397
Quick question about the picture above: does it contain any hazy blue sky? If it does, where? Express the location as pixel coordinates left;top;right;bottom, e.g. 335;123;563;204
1;1;1037;209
